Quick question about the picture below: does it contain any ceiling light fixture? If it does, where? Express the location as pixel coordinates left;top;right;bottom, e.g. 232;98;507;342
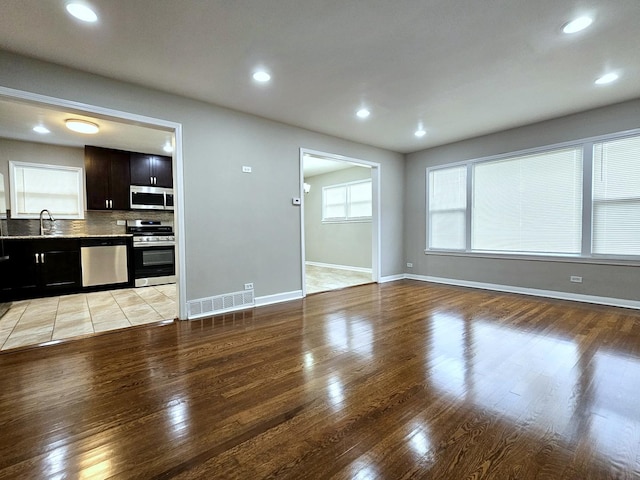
33;125;50;134
163;142;173;153
414;129;426;138
562;16;593;34
356;108;370;119
595;72;619;85
253;71;271;82
65;119;99;134
65;3;98;23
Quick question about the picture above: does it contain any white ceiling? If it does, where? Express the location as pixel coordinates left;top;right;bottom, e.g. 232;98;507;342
0;0;639;154
303;154;368;177
0;98;173;155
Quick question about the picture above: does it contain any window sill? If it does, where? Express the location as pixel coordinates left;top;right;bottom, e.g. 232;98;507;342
322;219;372;224
424;249;640;267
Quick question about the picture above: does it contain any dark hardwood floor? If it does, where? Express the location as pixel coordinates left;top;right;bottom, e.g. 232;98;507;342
1;280;640;479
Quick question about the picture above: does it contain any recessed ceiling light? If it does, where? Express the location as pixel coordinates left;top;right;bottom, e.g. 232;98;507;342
414;129;426;138
33;125;50;134
65;3;98;23
65;119;99;134
253;71;271;82
163;143;173;153
562;16;593;34
595;72;619;85
356;108;370;119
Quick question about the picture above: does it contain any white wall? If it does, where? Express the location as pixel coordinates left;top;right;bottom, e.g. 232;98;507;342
0;51;405;307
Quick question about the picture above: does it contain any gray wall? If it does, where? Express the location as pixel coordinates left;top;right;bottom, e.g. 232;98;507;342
304;166;372;269
0;138;84;211
0;51;405;305
405;98;640;301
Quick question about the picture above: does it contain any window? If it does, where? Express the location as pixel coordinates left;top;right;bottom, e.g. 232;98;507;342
427;131;640;260
428;166;466;249
472;147;583;254
322;179;372;222
9;161;84;219
593;135;640;256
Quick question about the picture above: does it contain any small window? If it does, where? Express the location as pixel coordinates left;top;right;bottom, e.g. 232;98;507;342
593;135;640;256
322;179;372;222
428;165;467;250
9;161;85;219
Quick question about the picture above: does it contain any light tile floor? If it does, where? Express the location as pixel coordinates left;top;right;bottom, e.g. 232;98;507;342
305;264;373;294
0;284;176;351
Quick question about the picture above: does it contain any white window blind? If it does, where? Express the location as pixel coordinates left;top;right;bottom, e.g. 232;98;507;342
593;135;640;256
9;161;84;219
471;147;583;254
428;166;466;249
322;180;371;222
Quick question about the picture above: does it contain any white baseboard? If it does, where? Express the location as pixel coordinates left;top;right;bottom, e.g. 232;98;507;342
305;261;372;274
405;274;640;310
255;290;304;307
379;274;405;283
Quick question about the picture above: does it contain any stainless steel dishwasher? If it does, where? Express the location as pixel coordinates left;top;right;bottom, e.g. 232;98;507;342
80;238;129;287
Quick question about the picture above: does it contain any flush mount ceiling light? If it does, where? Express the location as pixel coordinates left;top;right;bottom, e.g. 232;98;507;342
253;71;271;82
414;129;426;138
356;108;370;119
65;119;99;134
562;16;593;34
595;72;619;85
65;2;98;23
33;125;50;134
163;142;173;153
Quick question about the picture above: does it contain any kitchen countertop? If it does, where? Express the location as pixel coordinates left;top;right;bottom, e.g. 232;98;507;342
1;234;133;239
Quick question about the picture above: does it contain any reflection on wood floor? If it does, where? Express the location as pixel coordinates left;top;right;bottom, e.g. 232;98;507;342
1;280;640;478
305;263;372;294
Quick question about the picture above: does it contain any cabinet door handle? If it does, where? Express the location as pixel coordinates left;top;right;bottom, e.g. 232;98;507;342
105;199;109;208
35;253;39;264
109;199;113;209
41;253;45;264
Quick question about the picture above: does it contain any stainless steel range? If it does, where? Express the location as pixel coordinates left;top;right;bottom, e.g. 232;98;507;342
126;220;176;287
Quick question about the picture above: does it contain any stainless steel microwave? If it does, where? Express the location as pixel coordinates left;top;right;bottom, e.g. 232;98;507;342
130;185;174;210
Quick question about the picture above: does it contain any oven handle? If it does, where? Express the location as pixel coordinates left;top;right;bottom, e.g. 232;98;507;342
133;242;176;248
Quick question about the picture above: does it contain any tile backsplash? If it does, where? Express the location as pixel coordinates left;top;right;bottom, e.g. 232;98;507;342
0;210;174;237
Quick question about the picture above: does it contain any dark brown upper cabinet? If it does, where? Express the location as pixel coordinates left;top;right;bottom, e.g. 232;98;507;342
84;146;131;210
130;153;173;188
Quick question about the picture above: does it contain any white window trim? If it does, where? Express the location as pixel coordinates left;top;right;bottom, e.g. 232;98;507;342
8;160;85;219
425;127;640;263
322;179;372;223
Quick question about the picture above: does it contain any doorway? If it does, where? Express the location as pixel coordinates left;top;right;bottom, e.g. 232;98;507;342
0;86;186;349
300;148;380;296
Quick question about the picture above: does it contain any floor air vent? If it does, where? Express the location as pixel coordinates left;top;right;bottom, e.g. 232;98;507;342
187;289;255;319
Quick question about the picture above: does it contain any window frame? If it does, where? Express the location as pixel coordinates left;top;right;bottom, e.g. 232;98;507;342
8;161;85;219
322;179;372;223
425;128;640;264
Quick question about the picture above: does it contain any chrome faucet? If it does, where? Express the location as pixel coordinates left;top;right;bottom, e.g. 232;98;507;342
39;209;55;236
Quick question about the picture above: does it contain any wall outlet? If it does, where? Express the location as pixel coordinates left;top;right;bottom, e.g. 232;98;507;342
570;276;583;283
242;166;252;173
244;283;254;290
406;262;413;268
116;220;126;226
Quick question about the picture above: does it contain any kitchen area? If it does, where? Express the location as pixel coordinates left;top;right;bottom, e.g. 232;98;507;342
0;98;178;351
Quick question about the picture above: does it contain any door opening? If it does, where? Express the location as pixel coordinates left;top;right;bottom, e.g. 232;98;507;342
299;148;380;296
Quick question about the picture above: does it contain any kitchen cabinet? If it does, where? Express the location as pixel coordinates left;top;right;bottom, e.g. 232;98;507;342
0;238;81;300
85;146;131;210
130;153;173;188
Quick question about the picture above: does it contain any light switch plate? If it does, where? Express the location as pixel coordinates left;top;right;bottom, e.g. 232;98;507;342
292;197;301;205
116;220;126;226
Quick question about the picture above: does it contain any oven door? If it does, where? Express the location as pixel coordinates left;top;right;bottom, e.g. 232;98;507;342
133;244;175;281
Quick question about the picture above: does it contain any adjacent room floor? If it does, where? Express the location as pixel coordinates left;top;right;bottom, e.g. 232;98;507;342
305;264;372;294
0;284;176;351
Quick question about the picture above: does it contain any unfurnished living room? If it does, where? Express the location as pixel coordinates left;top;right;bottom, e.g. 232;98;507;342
0;1;639;478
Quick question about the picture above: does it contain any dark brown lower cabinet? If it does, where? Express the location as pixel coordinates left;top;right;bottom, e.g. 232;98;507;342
0;238;82;301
